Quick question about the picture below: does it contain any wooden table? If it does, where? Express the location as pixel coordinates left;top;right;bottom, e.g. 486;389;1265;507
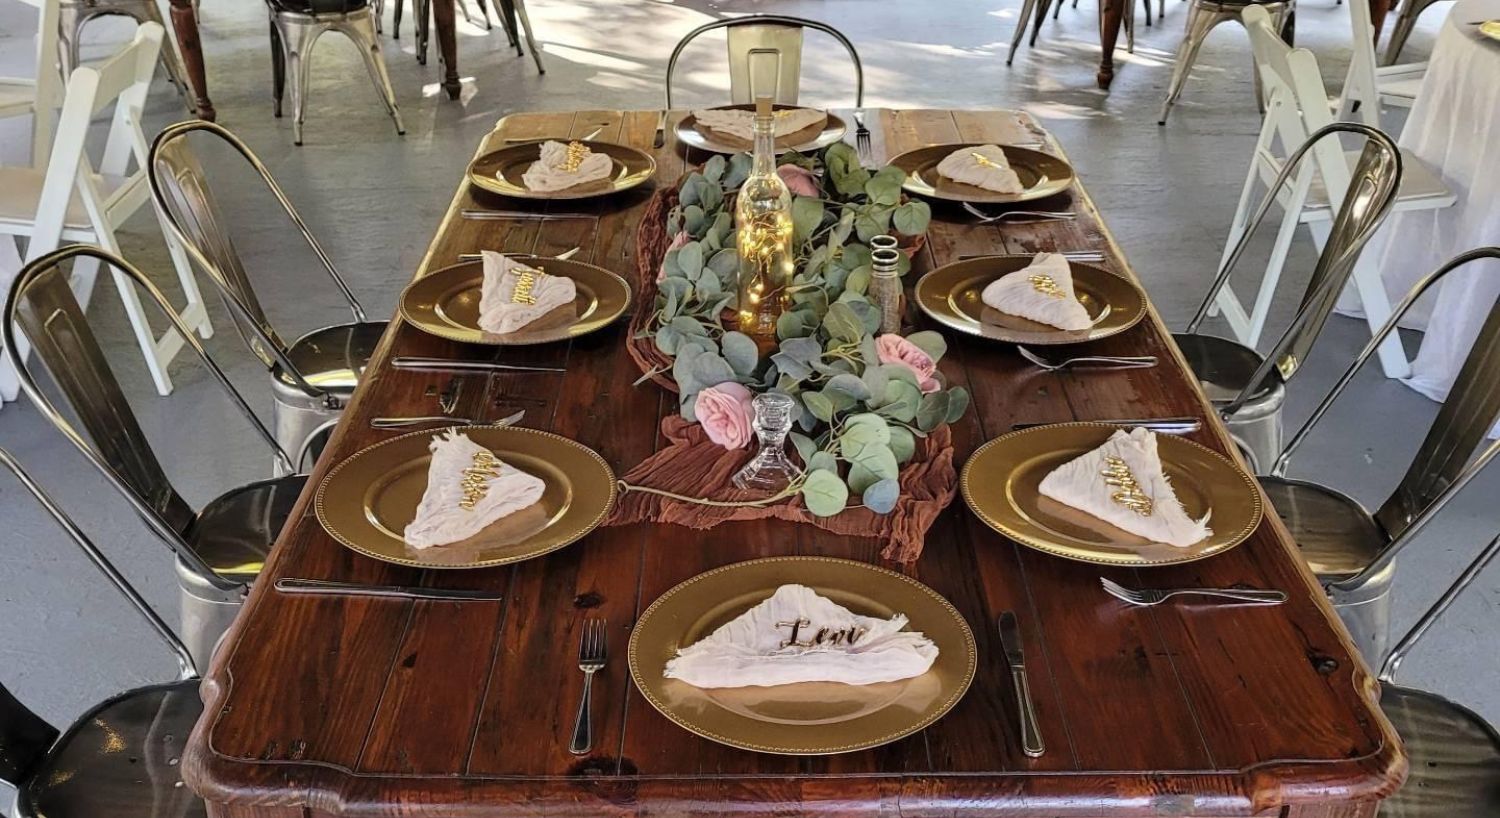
184;108;1405;817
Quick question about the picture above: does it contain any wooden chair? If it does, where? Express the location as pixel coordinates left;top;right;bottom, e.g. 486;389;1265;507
0;0;63;169
0;447;204;818
665;15;863;107
1214;5;1453;378
1337;0;1425;128
0;22;213;399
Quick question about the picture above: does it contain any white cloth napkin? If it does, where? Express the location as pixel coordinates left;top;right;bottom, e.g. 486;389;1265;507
1038;428;1213;547
520;140;613;193
663;584;939;688
477;251;577;334
936;144;1024;194
980;253;1094;330
403;431;547;549
691;107;828;142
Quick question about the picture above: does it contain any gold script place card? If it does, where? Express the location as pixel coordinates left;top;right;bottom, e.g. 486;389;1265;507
510;267;540;305
1028;273;1066;299
1101;455;1154;517
458;450;503;511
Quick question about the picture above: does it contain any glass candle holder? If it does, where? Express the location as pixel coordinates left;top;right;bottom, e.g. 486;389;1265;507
731;393;798;494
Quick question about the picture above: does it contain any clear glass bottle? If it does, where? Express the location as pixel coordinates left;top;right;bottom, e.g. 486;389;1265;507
734;96;794;355
732;393;798;494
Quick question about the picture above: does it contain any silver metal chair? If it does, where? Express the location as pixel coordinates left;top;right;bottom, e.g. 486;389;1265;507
401;0;541;74
0;447;205;818
1175;122;1402;474
148;119;386;471
57;0;194;112
1158;0;1294;124
1383;0;1451;64
265;0;405;145
665;15;863;108
1008;0;1142;67
1376;530;1500;816
3;245;304;671
1262;247;1500;664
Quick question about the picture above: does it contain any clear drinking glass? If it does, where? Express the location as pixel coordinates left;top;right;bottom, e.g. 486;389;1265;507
732;393;798;494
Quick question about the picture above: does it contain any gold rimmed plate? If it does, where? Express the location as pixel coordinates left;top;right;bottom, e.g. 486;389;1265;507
676;104;847;155
468;139;656;200
315;425;615;569
915;255;1146;345
888;143;1074;204
399;256;631;346
961;422;1262;566
629;556;976;755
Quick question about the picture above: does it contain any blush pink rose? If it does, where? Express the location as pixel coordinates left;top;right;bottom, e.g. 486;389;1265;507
777;164;820;197
695;382;755;449
876;335;941;394
658;231;692;282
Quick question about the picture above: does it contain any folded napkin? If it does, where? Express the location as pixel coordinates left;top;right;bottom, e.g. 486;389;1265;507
691;107;828;142
477;251;577;334
520;140;613;193
403;431;547;549
663;584;939;688
1038;428;1213;547
936;144;1024;194
980;253;1094;331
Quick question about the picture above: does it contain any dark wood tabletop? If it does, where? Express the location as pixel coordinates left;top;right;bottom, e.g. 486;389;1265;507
184;109;1405;818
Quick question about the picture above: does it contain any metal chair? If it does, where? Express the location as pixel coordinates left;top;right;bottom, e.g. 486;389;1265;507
264;0;405;145
665;15;863;108
3;245;305;671
397;0;542;74
1261;247;1500;664
0;447;204;818
1375;529;1500;816
1383;0;1452;64
1008;0;1144;67
148;119;385;472
1175;122;1402;474
1157;0;1294;124
56;0;194;111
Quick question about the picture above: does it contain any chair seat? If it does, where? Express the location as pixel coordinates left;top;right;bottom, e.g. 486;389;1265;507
1376;64;1426;104
1379;685;1500;816
0;81;36;117
1172;332;1283;405
1258;475;1390;580
273;320;388;395
1299;148;1453;214
184;474;309;580
19;681;206;818
0;166;130;231
265;0;371;15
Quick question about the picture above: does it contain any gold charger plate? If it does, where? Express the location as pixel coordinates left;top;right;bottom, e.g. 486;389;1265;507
675;104;848;155
629;556;976;756
315;425;615;569
961;422;1262;566
399;256;631;346
914;255;1146;345
467;139;656;200
888;143;1075;204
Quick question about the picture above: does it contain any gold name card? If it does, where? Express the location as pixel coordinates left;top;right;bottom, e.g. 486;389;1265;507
458;450;502;511
510;267;540;305
561;140;589;173
776;617;868;649
1101;455;1154;516
1028;273;1066;299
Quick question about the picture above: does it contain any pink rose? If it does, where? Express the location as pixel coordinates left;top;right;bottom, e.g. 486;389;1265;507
777;164;820;197
876;335;941;394
695;382;755;449
658;231;691;282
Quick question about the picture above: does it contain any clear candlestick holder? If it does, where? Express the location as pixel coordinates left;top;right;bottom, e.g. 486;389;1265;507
732;393;798;494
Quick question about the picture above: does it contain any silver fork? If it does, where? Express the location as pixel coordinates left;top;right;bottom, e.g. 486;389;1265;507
1100;577;1287;606
852;109;873;165
1017;346;1158;372
963;203;1077;223
569;618;608;755
960;251;1105;262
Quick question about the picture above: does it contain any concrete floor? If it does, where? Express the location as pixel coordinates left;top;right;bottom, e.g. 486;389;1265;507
0;0;1495;758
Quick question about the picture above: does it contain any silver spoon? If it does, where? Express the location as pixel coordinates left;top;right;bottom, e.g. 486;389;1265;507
1017;346;1157;372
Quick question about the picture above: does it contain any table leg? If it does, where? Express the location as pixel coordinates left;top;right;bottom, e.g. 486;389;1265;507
1097;0;1125;89
431;0;461;100
166;0;215;119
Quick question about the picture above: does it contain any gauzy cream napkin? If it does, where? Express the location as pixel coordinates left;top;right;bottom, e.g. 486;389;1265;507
1038;428;1213;547
936;144;1024;194
691;107;828;142
980;253;1094;331
477;251;577;334
663;584;939;688
403;431;546;549
520;140;613;193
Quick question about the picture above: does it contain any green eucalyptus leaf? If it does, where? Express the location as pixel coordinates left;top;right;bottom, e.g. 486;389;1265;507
823;372;872;402
807;451;838;474
801;469;849;517
683;204;706;235
824;301;863;343
679;390;698;421
792;197;824;244
776;310;810;341
861;363;889;401
654;324;682;355
781;336;822;364
844;265;871;295
916;391;951;432
803;390;835;422
849;442;899;481
669;315;708;336
865;172;902;206
678;243;705;277
905;330;947;362
892;200;931;236
679;175;704;207
945;386;971;424
703;154;726;184
842;244;873;271
862;478;900;514
843;413;891;445
877;379;921;422
720;331;759;377
790;431;816;464
690;352;736;388
888;426;916;463
846;461;881;494
700;181;723;211
726;153;753;189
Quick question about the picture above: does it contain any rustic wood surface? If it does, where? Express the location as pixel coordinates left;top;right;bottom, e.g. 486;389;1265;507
184;109;1405;818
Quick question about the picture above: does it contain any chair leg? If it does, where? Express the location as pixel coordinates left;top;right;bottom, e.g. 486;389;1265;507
1008;0;1040;65
496;0;522;53
472;0;492;29
1030;0;1055;45
270;18;286;116
393;0;403;38
1382;0;1420;63
344;12;406;136
372;0;383;34
415;0;430;65
279;18;322;145
1157;3;1219;124
512;0;543;73
455;0;474;25
1144;0;1153;27
1124;0;1136;51
1052;0;1062;21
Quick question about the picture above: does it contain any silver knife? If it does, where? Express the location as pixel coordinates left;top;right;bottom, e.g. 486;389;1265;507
392;356;566;374
1010;417;1201;435
998;611;1045;758
370;409;525;430
275;578;505;601
460;209;596;221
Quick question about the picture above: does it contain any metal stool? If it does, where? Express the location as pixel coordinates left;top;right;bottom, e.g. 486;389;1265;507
265;0;404;145
1158;0;1293;124
57;0;194;111
1383;0;1452;64
666;14;863;107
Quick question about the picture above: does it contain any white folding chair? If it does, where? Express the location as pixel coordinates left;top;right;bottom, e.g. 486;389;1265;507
1213;5;1453;378
0;0;63;169
1336;0;1426;128
0;22;212;400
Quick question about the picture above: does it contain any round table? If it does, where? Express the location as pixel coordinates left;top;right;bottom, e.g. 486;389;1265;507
1371;0;1500;410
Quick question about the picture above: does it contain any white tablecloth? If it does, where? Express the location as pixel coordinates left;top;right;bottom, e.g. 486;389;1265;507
1371;0;1500;406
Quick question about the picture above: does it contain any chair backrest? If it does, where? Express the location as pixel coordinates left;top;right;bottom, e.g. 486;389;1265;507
1186;122;1403;411
148;119;367;397
1336;0;1383;128
1380;530;1500;683
25;21;163;262
1273;247;1500;587
3;245;291;592
0;0;63;168
664;14;863;108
